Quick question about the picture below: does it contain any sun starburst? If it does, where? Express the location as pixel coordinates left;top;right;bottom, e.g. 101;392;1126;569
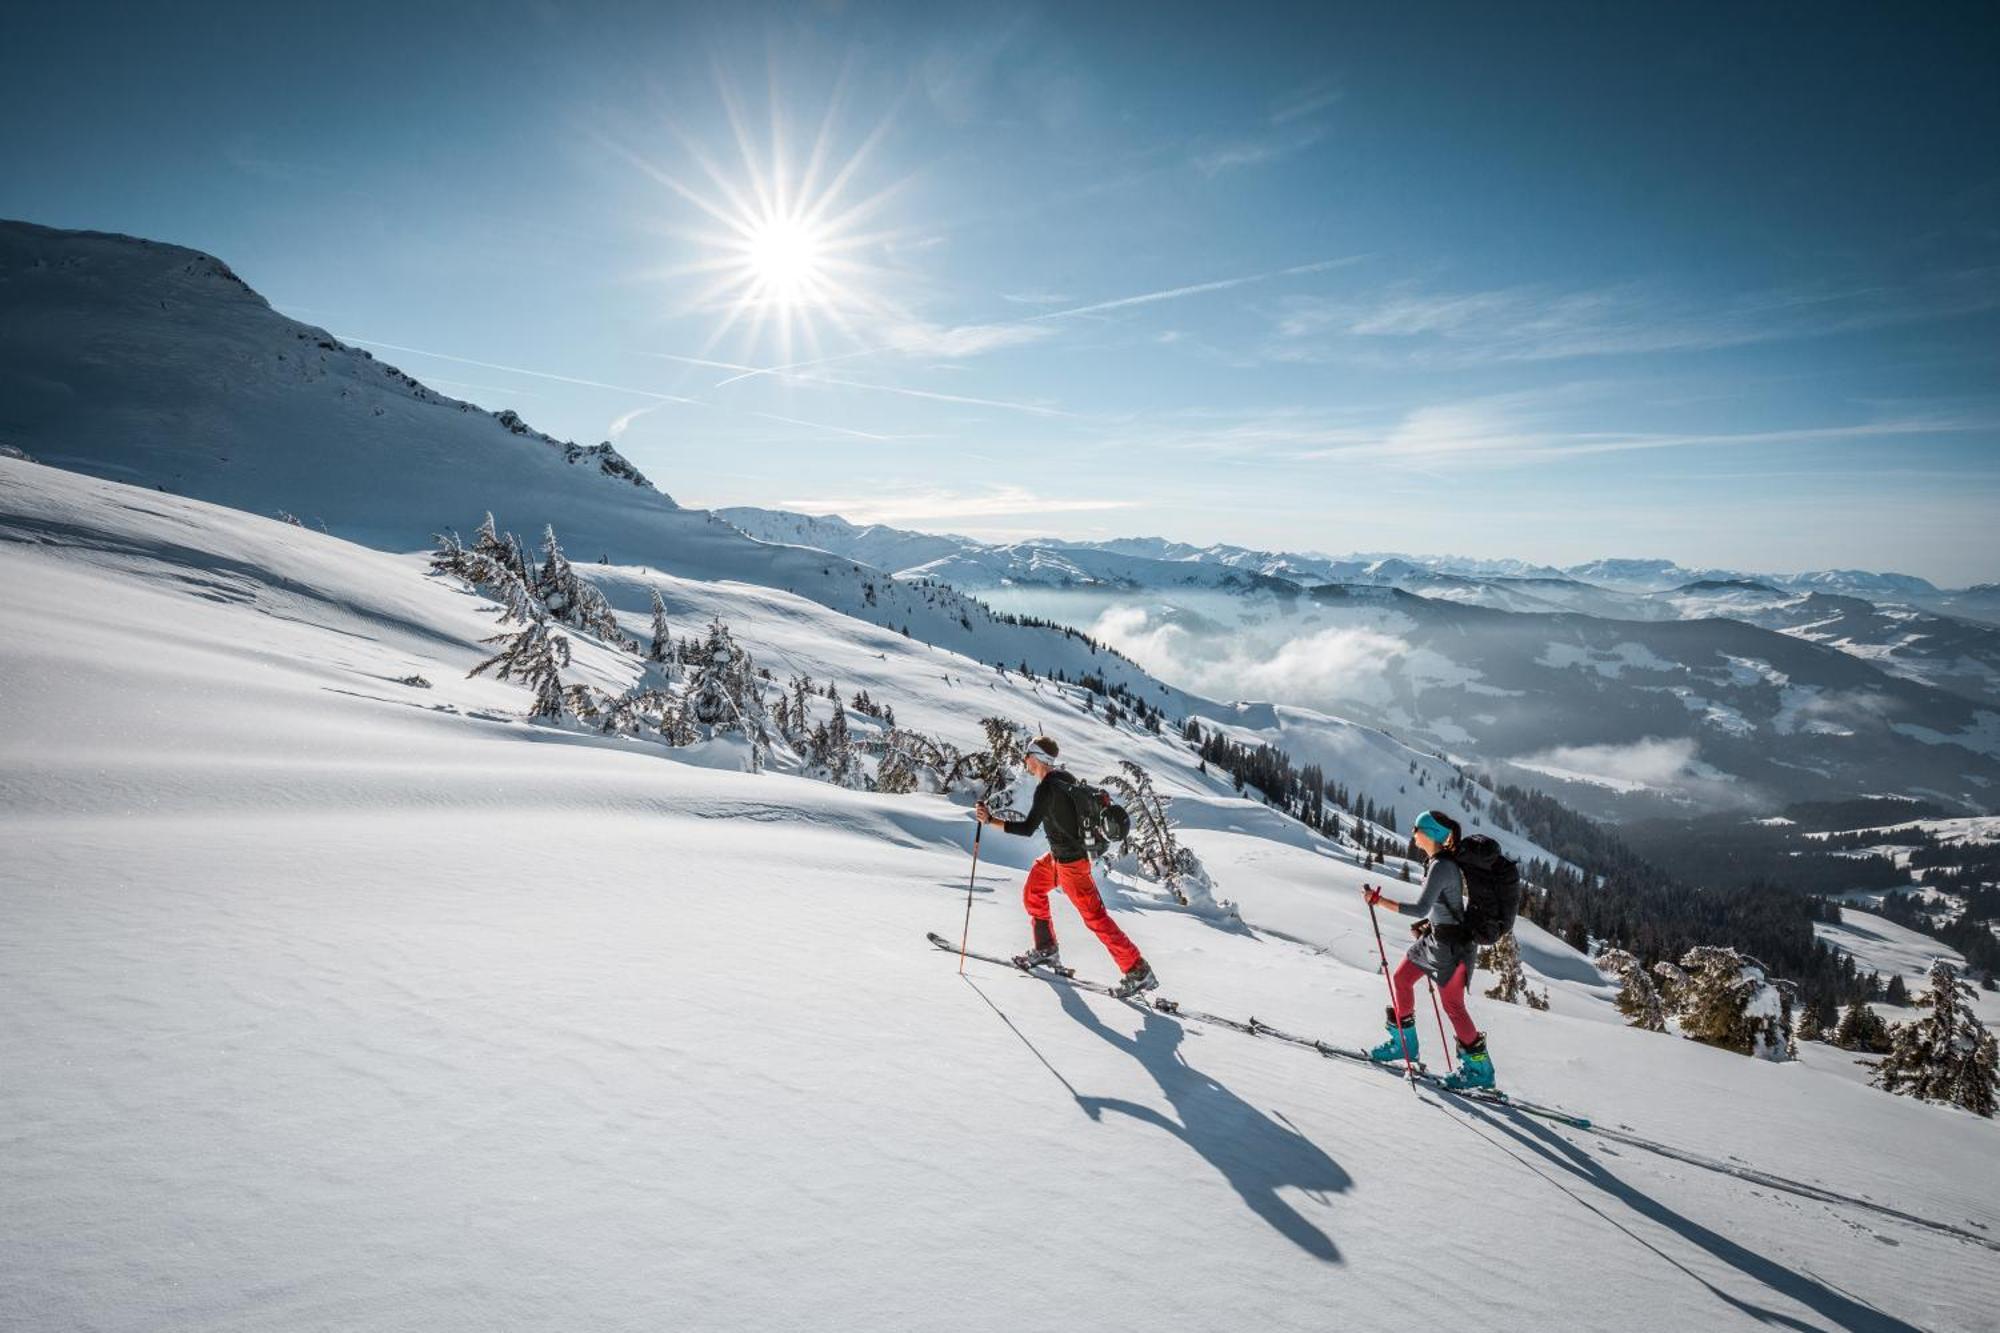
622;81;911;373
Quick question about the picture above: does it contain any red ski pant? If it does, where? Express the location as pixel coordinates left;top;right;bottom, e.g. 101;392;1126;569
1022;854;1143;973
1393;956;1481;1046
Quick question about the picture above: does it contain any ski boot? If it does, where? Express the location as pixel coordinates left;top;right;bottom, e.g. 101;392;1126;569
1012;944;1064;972
1111;960;1160;999
1441;1035;1496;1091
1367;1009;1421;1065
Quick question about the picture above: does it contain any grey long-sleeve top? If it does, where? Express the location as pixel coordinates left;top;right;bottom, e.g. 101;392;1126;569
1397;856;1465;932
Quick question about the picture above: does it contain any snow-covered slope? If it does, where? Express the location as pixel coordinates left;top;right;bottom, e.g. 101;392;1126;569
0;219;1230;716
6;458;1998;1331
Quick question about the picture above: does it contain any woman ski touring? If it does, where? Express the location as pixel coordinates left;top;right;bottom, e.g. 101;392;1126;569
973;735;1159;999
1363;809;1514;1091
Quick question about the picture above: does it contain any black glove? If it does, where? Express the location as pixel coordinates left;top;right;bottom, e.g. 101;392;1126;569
1410;919;1433;940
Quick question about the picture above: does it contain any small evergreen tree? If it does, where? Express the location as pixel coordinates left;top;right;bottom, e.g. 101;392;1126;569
1795;995;1839;1044
1651;960;1691;1016
1595;948;1667;1031
1874;959;1998;1117
659;697;698;747
1832;999;1894;1054
1674;946;1794;1061
868;728;959;795
681;618;771;761
469;618;571;721
1101;759;1200;905
943;718;1026;800
648;590;673;667
532;524;631;647
1884;974;1911;1007
431;526;536;622
1481;933;1550;1010
808;698;863;788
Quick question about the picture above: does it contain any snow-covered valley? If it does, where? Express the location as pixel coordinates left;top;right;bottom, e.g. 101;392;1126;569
6;457;2000;1331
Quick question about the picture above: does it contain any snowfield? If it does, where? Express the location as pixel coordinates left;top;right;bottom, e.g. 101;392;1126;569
5;459;1999;1332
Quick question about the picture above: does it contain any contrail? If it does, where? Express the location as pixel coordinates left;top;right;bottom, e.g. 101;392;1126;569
1026;256;1364;323
348;337;899;441
343;338;704;404
670;253;1363;390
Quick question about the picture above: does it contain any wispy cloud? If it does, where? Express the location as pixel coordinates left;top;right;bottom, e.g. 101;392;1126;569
1266;268;2000;367
1191;125;1325;177
608;403;663;439
878;319;1060;358
775;485;1139;526
1270;81;1343;125
1108;388;1997;471
649;351;1073;417
1186;78;1339;176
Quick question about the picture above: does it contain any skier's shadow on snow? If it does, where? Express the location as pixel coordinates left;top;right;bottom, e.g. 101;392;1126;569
1052;983;1350;1263
1456;1102;1918;1332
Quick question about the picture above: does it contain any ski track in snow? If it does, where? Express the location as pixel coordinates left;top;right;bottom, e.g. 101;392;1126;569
4;459;1999;1332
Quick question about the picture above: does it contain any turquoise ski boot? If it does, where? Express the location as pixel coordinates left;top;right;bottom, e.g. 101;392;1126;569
1441;1035;1496;1091
1367;1009;1420;1065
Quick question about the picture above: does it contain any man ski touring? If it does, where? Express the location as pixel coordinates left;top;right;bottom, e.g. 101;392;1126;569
1363;810;1503;1090
973;735;1159;999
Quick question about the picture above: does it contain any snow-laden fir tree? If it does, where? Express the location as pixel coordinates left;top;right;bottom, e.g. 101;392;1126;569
1832;999;1894;1054
681;618;771;761
1594;948;1667;1031
593;685;672;736
869;727;960;796
1480;933;1549;1010
472;512;530;583
1795;996;1839;1044
533;524;631;647
431;527;537;623
1099;759;1199;905
647;590;674;669
1873;958;1998;1117
469;617;572;721
807;697;864;788
1673;946;1794;1061
943;717;1025;800
1651;959;1690;1016
659;696;698;747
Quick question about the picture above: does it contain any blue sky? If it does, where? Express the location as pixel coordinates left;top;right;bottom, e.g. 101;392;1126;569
4;2;1998;582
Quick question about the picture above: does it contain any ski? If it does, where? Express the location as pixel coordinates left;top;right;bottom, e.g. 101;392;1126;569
926;932;1152;1004
932;933;1591;1128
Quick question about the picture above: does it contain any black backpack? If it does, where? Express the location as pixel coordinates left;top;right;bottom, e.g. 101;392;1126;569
1448;834;1522;945
1064;775;1131;856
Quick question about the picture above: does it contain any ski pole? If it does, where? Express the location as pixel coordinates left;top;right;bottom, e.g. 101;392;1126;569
1365;888;1418;1083
1426;976;1454;1065
958;817;983;975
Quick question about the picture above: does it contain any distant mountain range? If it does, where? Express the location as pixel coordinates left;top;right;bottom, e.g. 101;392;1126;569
723;506;2000;818
721;507;1988;610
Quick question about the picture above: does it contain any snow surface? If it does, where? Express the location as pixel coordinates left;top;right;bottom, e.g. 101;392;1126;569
6;460;2000;1331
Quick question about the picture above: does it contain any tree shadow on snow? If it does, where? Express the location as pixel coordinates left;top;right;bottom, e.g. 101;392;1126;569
1052;983;1351;1263
1455;1102;1920;1332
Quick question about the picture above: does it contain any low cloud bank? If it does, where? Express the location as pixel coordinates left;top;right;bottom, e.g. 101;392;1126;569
1090;604;1411;712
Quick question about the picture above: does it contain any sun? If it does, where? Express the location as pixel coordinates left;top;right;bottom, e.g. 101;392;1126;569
742;216;828;302
625;89;908;370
